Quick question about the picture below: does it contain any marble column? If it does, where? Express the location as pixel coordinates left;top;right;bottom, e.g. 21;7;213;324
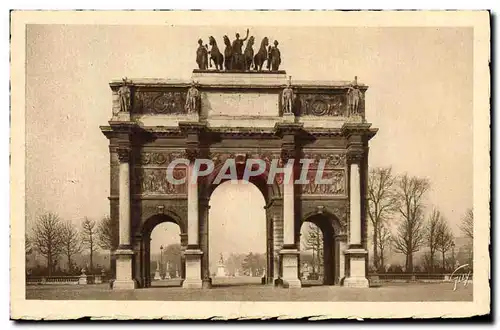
279;154;301;288
180;233;188;280
344;152;369;288
200;199;212;288
182;157;203;288
271;209;283;285
337;238;347;284
113;147;136;290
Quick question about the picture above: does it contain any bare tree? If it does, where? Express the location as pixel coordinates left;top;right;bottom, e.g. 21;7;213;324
32;213;64;276
81;217;98;272
460;208;473;240
436;218;454;271
460;208;473;265
302;223;323;275
60;221;81;272
392;174;430;272
375;223;391;271
425;208;442;273
367;167;397;270
97;215;117;270
97;215;117;251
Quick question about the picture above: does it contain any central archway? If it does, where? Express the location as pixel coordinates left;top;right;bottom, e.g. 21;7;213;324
208;180;267;286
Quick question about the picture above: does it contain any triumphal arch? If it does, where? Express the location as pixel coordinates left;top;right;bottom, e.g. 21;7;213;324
101;39;377;289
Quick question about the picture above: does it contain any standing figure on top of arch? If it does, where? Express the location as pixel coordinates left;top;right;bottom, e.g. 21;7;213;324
117;77;131;113
282;77;295;115
185;81;200;114
208;36;224;71
223;35;233;70
196;39;209;70
267;40;281;71
347;76;363;116
231;28;249;70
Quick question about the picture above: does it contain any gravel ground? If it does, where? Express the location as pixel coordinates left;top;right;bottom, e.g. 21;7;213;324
26;281;472;301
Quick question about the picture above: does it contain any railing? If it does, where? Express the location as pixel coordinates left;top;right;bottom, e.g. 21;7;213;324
26;274;109;285
368;273;473;282
26;276;80;285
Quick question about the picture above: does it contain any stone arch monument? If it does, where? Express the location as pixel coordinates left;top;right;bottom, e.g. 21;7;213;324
101;69;377;290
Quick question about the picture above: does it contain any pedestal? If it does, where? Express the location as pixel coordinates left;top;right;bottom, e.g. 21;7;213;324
78;274;87;285
280;249;301;288
343;248;369;288
113;249;137;290
182;249;203;289
282;113;295;123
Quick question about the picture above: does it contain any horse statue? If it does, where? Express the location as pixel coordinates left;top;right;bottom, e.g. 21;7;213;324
253;37;269;71
243;36;255;71
223;35;233;70
208;36;224;71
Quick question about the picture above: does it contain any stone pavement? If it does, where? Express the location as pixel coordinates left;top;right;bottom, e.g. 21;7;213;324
26;282;472;301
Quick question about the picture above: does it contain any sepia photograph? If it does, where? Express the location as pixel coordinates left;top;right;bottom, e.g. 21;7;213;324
10;10;490;319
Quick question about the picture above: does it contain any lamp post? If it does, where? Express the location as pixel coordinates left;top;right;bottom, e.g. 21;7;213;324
160;245;164;279
451;241;456;270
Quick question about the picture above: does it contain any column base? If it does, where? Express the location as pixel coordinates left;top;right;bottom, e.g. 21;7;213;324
182;279;203;289
113;249;136;290
344;248;369;288
282;279;302;288
279;248;301;289
182;249;203;289
343;277;369;288
113;279;137;290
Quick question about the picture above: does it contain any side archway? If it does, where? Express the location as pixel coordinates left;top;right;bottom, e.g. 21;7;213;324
137;211;185;288
300;207;345;285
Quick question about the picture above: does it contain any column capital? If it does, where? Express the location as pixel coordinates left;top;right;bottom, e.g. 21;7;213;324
346;151;363;164
185;148;199;162
117;147;131;163
280;147;296;163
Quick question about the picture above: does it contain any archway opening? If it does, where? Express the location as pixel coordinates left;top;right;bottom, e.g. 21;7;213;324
208;180;267;287
300;214;336;286
147;219;182;288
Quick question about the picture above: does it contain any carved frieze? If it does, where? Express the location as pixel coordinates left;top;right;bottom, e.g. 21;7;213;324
209;151;281;167
134;90;187;115
133;168;187;195
297;93;347;117
301;169;346;195
135;151;187;166
301;152;346;168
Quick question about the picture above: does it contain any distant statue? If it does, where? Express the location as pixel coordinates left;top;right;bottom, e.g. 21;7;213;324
117;78;131;112
243;36;255;70
223;35;233;70
268;40;281;71
208;36;224;71
185;81;200;114
196;39;209;70
347;76;363;116
282;77;294;115
219;253;224;264
253;37;269;71
231;28;249;70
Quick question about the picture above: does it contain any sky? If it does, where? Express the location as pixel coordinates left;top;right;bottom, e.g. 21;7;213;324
25;25;473;255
